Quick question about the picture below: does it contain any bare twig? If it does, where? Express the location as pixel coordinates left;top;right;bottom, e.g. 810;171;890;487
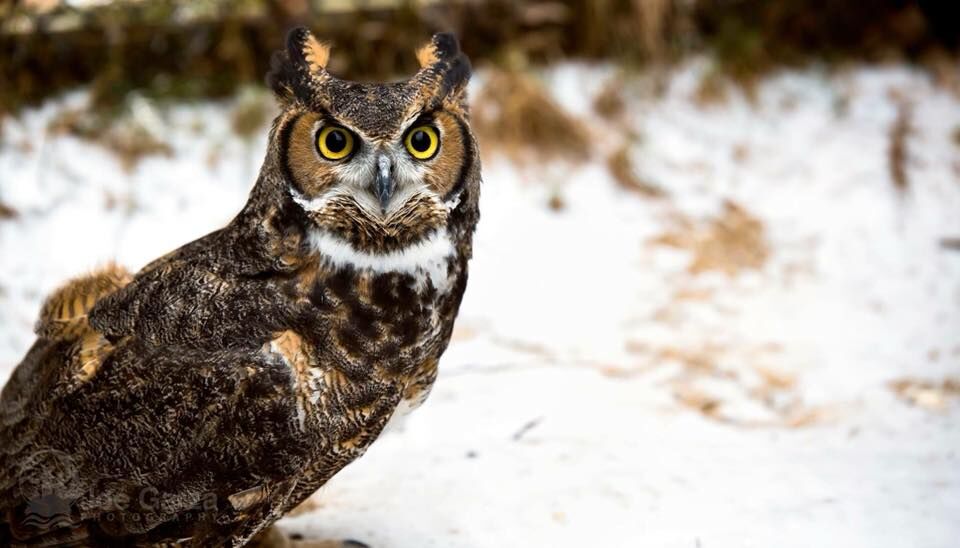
512;417;543;441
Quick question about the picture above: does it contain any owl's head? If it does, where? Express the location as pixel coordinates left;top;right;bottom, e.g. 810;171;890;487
259;28;479;271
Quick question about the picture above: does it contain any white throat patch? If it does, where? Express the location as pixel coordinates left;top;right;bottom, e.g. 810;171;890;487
307;228;455;291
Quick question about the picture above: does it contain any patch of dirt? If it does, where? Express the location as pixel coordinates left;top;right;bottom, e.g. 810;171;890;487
650;200;769;275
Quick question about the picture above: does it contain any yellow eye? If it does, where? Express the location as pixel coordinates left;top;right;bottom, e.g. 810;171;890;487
317;126;354;160
405;126;439;160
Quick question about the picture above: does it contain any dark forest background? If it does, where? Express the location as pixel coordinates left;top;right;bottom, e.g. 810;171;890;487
2;0;958;117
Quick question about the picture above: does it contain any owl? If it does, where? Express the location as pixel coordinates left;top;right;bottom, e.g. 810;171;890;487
0;28;479;547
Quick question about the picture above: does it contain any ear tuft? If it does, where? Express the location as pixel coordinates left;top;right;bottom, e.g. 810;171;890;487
415;32;461;69
267;27;331;105
266;49;296;102
431;33;461;59
440;53;472;99
411;33;472;110
415;43;439;69
286;27;330;74
287;27;330;74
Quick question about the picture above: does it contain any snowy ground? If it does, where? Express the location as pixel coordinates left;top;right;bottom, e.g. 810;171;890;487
1;61;959;547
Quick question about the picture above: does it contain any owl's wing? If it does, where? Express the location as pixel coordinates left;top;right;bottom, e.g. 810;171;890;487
1;341;310;545
0;265;313;545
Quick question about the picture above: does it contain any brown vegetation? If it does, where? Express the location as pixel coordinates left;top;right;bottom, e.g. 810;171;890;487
230;89;274;139
607;146;664;197
642;341;826;428
473;68;590;164
1;0;955;118
48;107;173;171
890;377;960;411
651;200;769;275
592;79;626;121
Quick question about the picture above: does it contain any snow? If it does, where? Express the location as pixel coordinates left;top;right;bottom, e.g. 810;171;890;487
1;60;959;547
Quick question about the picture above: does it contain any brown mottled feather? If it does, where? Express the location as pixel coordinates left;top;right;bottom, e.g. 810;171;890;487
1;28;479;548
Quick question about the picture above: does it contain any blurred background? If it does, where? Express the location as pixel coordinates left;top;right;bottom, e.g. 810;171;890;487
1;1;960;546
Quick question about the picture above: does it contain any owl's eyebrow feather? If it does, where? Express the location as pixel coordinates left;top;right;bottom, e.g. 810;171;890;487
399;108;433;133
314;109;352;131
401;108;442;135
402;108;423;126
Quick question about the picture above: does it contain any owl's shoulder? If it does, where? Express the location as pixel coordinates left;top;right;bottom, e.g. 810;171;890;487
83;223;315;348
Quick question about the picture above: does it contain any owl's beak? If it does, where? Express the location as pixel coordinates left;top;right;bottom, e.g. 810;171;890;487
374;154;395;213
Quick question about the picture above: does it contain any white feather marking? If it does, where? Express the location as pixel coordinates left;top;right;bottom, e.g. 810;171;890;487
308;369;324;404
289;186;335;212
307;228;455;291
444;188;463;211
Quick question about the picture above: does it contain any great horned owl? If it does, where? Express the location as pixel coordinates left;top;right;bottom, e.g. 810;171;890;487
0;28;479;547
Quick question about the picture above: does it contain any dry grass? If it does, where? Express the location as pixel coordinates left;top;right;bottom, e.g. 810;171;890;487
890;377;960;411
652;341;826;428
922;51;960;98
230;88;273;139
472;68;590;164
4;0;956;118
650;200;769;275
592;79;627;121
48;107;173;171
607;145;664;197
694;67;730;106
635;0;673;58
673;384;722;417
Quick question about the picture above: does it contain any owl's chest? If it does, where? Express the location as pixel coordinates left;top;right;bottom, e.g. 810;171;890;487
266;265;462;465
308;265;460;372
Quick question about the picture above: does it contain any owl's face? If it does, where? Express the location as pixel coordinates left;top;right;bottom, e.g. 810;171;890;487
266;29;476;259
